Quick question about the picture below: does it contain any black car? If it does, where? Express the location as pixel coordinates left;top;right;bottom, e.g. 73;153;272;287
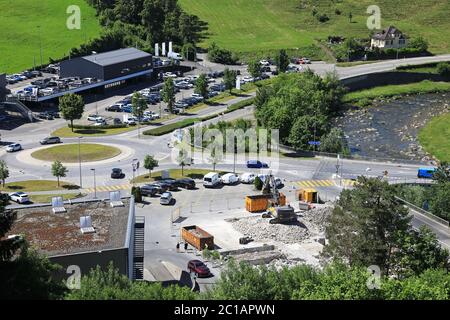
111;168;125;179
149;182;170;194
48;111;60;118
106;105;122;112
140;185;158;197
175;178;196;189
113;118;122;125
159;179;179;191
261;66;271;72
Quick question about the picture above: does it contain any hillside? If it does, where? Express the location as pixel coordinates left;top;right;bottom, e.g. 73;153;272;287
0;0;101;73
179;0;450;55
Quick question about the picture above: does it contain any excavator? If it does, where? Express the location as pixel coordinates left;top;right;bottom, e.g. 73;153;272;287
261;174;297;224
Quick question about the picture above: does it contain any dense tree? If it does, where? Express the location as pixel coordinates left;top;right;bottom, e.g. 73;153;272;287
223;68;237;93
254;86;272;112
143;155;159;178
0;160;9;187
324;177;411;275
433;161;450;183
429;182;450;220
275;49;289;73
408;36;429;52
132;92;148;120
437;62;450;77
59;94;85;132
247;59;262;79
162;78;176;113
194;74;209;99
254;176;263;191
51;161;68;187
176;149;190;176
207;43;238;65
319;128;348;154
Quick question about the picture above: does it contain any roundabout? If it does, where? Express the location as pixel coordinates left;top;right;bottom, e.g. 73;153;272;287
16;142;135;167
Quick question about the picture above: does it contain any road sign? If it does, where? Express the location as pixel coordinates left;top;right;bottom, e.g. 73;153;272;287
308;141;321;146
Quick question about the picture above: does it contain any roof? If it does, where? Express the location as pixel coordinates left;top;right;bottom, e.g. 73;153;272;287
82;48;151;67
7;199;131;256
372;26;404;40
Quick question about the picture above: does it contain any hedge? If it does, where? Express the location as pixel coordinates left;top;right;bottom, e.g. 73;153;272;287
69;124;127;129
143;97;255;136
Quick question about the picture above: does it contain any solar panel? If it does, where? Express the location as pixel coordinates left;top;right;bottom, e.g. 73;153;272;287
80;216;95;234
110;191;124;207
51;196;66;213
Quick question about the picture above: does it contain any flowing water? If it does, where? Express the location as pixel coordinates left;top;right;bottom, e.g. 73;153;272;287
334;93;450;162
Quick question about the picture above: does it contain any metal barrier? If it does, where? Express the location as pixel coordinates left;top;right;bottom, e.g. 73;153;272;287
395;196;449;228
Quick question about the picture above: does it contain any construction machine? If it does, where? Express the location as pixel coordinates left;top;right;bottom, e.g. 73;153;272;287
261;174;297;224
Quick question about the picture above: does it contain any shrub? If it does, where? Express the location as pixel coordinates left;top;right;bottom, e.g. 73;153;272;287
69;124;127;129
335;8;341;15
317;14;329;23
131;186;142;203
254;176;263;190
437;62;450;77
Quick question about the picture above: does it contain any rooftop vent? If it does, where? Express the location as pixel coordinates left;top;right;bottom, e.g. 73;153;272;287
110;191;124;207
80;216;95;234
52;196;66;213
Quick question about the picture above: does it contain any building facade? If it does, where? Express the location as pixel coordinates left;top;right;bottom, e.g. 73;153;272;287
371;26;408;50
0;73;6;102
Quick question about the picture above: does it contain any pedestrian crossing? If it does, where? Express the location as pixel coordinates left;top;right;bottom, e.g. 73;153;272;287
84;184;133;194
295;179;357;188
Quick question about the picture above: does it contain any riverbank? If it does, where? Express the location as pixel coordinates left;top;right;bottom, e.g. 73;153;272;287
419;112;450;162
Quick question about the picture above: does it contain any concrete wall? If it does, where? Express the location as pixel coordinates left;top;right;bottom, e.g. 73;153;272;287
50;248;128;283
0;73;6;102
342;71;448;92
60;58;104;80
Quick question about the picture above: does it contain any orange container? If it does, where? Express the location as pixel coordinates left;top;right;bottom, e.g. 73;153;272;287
246;195;269;212
181;225;214;251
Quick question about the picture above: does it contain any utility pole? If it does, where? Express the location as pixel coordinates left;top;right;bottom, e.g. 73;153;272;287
91;168;97;199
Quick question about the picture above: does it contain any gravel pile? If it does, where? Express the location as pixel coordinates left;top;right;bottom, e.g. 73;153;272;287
232;216;310;244
301;205;333;233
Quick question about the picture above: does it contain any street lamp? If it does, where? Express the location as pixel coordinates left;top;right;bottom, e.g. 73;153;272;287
78;137;83;188
90;169;97;199
132;159;139;184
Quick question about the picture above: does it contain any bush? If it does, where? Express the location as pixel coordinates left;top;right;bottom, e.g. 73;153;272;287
335;8;341;15
207;43;238;65
254;176;263;190
437;62;450;77
316;14;330;23
408;36;429;52
131;186;142;203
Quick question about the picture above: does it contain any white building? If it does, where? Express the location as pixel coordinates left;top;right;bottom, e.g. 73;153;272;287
370;26;407;50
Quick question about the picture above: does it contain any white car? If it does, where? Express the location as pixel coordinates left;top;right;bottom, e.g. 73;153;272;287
221;173;239;185
163;72;177;78
242;76;254;83
9;192;30;204
240;172;256;184
87;114;102;121
6;143;22;152
260;60;270;66
125;118;136;125
160;192;173;205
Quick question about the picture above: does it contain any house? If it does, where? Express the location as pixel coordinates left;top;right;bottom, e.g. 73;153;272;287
370;26;407;50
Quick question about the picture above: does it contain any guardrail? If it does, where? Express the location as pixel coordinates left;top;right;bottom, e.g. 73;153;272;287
395;195;449;228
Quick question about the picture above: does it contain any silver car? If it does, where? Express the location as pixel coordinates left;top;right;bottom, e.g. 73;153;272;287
9;192;30;204
160;192;173;205
6;143;22;152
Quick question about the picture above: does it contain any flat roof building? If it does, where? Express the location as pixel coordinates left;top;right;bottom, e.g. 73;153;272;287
7;197;144;280
60;47;153;82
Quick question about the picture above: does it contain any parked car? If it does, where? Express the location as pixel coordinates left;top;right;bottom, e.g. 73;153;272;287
40;136;61;145
261;66;271;72
87;114;103;121
9;192;30;204
246;160;268;168
48;111;60;118
160;179;179;191
260;59;270;66
187;260;211;277
105;104;122;112
6;143;22;152
111;168;125;179
240;172;256;184
175;178;196;189
113;118;122;125
125;118;136;126
160;192;173;205
221;173;239;185
203;172;221;188
150;182;170;194
37;112;54;120
242;76;254;83
140;185;158;197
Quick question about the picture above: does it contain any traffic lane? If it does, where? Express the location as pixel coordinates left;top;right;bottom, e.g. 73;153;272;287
411;209;450;249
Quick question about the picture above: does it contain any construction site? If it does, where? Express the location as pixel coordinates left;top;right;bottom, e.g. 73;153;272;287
152;174;335;276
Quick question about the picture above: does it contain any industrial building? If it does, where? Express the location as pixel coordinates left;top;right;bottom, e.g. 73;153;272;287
16;48;153;103
0;73;6;102
7;197;144;280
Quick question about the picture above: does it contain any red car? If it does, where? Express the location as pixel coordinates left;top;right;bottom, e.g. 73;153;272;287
188;260;211;278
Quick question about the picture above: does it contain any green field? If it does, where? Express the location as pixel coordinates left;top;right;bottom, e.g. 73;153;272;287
0;0;101;73
179;0;450;54
419;113;450;162
31;143;121;163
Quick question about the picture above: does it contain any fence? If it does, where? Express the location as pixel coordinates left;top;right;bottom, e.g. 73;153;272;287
172;195;248;218
395;196;449;228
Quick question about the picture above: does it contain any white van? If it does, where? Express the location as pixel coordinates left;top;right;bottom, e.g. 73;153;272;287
167;51;184;61
203;172;221;188
240;172;255;184
221;173;239;185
